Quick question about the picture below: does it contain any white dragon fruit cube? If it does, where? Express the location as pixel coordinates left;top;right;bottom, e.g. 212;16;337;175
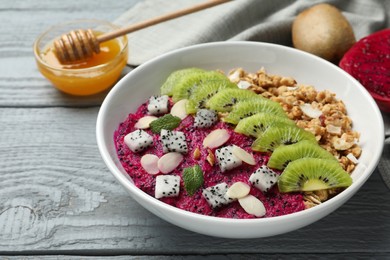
202;182;233;209
124;129;153;153
215;145;242;172
155;175;181;199
160;129;188;154
249;165;279;193
148;95;169;115
194;109;218;128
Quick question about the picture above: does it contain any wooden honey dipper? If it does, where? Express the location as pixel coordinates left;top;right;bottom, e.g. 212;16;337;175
54;0;231;63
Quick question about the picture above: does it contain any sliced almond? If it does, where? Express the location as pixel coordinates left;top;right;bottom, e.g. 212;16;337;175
225;182;250;199
203;129;230;149
232;145;256;165
238;195;266;217
140;154;160;175
134;116;158;129
157;152;184;174
300;103;322;119
170;99;189;119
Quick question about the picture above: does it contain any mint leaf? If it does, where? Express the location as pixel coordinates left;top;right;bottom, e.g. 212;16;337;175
183;165;204;196
150;114;181;134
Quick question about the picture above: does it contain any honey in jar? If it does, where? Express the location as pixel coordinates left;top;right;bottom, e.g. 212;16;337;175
34;20;128;96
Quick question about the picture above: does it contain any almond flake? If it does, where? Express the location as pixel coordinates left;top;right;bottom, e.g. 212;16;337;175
232;145;256;165
134;116;158;129
157;152;183;174
203;129;230;149
238;195;266;217
140;154;160;175
170;99;189;119
225;182;250;199
326;124;342;135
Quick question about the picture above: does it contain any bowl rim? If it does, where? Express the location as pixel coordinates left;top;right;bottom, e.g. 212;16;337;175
96;41;385;226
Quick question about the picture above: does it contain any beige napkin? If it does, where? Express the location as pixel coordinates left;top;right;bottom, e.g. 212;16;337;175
114;0;390;66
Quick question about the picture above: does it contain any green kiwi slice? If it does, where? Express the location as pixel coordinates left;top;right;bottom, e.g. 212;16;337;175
252;125;317;152
277;158;352;192
171;71;230;102
234;113;296;138
160;68;205;96
267;140;337;170
223;99;288;124
206;89;261;112
186;79;237;114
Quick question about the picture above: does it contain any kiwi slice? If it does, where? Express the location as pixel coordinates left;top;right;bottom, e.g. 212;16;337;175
171;71;229;102
223;99;287;124
234;113;296;138
186;79;238;114
277;158;352;192
206;89;261;112
267;140;337;170
252;125;317;152
161;68;205;96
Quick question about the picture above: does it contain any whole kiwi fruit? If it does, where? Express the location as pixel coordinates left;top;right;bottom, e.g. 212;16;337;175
292;3;356;63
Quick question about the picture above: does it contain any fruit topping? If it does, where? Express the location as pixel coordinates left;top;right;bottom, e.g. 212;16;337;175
134;115;158;129
223;99;287;125
207;88;260;112
155;175;180;199
183;165;204;196
161;68;205;96
202;182;233;209
147;95;169;115
202;129;230;149
124;129;153;153
238;195;266;217
267;140;337;170
160;129;188;154
194;109;218;128
140;154;160;175
249;165;279;193
277;158;352;192
215;145;242;172
157;152;184;174
234;113;296;138
150;114;181;134
252;125;317;152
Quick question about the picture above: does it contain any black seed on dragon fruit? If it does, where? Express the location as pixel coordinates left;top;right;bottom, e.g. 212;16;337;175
215;145;242;172
160;129;188;154
124;129;153;153
155;175;181;199
249;165;279;193
194;109;218;128
147;95;169;115
202;182;233;209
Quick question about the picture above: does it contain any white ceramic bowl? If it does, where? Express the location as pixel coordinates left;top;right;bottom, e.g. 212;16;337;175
96;42;384;238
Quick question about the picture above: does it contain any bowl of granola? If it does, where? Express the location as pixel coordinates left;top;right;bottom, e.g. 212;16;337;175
96;41;384;238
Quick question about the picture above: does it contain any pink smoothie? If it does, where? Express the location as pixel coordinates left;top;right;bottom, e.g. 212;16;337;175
114;101;305;218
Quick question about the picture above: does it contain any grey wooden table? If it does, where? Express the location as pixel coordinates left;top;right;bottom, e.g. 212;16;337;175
1;0;390;259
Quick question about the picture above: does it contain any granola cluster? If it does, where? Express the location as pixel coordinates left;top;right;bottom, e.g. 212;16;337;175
228;68;361;208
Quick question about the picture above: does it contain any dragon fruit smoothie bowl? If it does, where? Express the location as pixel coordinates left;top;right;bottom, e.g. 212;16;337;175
96;42;384;238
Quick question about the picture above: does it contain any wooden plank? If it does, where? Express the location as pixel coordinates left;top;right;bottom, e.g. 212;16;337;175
0;108;389;253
